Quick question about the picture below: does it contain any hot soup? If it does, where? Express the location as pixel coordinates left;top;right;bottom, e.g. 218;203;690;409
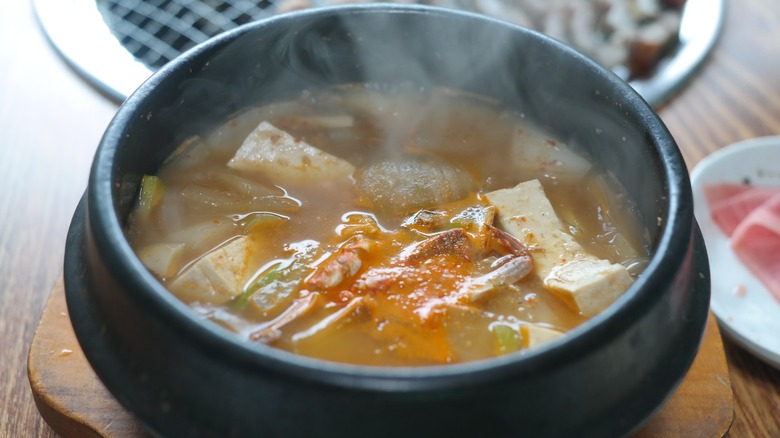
127;84;650;366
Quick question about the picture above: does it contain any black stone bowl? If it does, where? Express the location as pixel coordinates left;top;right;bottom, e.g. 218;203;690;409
64;5;710;437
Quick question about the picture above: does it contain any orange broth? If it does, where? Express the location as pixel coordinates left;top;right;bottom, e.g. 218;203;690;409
127;84;650;366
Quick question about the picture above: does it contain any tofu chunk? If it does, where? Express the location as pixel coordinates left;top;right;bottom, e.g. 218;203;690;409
511;126;591;183
520;325;565;349
485;179;581;275
168;236;250;305
485;179;633;316
137;242;185;278
228;121;354;183
545;258;633;317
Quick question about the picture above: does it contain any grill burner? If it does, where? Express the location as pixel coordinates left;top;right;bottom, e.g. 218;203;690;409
98;0;275;70
33;0;725;105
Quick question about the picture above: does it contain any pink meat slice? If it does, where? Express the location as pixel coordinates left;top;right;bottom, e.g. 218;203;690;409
704;184;780;236
703;183;753;205
730;192;780;302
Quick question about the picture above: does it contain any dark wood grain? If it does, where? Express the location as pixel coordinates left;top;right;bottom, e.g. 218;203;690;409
28;279;151;438
3;0;780;436
0;2;118;437
722;342;780;437
658;1;780;436
659;1;780;162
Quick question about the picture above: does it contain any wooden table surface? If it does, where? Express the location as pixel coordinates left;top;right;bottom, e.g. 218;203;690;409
1;0;778;436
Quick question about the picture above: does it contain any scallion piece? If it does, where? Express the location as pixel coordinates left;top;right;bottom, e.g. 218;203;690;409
232;266;283;310
492;324;521;354
136;175;164;217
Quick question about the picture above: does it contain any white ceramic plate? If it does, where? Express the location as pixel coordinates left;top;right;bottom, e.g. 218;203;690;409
690;136;780;370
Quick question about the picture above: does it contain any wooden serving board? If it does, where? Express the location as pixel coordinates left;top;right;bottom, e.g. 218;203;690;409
28;278;734;437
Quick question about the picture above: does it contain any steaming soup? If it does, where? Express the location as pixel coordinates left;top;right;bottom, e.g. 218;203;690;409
128;84;650;366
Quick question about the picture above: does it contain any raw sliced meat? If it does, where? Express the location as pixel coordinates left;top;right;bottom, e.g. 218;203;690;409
730;192;780;302
704;183;780;236
703;183;753;205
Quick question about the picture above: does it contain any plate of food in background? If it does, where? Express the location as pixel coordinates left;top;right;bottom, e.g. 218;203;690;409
691;136;780;370
273;0;726;106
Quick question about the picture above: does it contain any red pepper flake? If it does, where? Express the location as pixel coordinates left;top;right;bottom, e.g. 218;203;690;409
546;139;557;147
733;284;747;297
212;219;220;224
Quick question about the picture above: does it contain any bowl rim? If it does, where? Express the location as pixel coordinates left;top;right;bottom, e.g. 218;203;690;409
84;3;694;391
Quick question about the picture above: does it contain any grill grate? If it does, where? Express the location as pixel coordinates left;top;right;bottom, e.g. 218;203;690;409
32;0;724;105
96;0;693;76
97;0;276;70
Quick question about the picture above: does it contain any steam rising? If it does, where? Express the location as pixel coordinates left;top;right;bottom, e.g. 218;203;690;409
151;6;664;235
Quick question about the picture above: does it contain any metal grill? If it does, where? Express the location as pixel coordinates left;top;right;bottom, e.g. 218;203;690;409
33;0;724;105
97;0;276;70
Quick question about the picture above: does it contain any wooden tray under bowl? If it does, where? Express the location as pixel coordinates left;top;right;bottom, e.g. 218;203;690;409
28;278;734;437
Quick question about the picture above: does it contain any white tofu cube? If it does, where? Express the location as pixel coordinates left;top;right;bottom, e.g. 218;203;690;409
168;236;250;305
137;242;185;278
545;258;633;317
228;121;354;183
485;179;633;316
485;179;582;275
520;325;565;349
